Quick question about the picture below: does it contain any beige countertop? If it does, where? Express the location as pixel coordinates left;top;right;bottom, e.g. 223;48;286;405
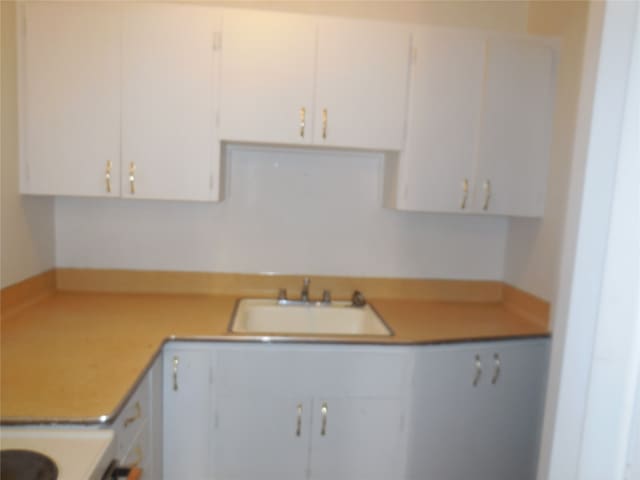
0;289;548;424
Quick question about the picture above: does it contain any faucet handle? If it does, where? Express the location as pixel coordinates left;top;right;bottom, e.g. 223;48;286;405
351;290;366;307
303;277;310;288
322;289;331;304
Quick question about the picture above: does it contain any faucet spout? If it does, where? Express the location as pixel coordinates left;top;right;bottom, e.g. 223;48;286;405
301;277;311;302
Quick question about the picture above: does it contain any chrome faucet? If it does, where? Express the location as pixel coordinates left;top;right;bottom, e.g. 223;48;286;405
301;277;310;302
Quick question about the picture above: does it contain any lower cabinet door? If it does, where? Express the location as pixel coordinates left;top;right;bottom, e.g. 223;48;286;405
211;395;311;480
406;339;549;480
308;397;408;480
163;347;211;480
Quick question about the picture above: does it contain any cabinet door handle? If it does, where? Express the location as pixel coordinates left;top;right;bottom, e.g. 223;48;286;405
105;160;112;193
129;162;136;195
124;401;141;428
460;178;469;209
322;108;328;140
483;179;491;211
172;356;179;391
320;401;328;436
299;107;306;138
492;353;501;385
296;404;303;437
473;354;482;387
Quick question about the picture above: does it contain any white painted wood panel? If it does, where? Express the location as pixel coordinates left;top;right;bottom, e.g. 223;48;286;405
19;3;121;197
219;9;316;145
122;4;221;201
313;18;411;151
474;39;555;216
396;28;485;213
163;347;211;480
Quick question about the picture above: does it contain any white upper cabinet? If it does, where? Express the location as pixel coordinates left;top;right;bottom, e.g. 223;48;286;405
219;10;316;146
386;30;556;217
474;39;555;216
393;28;486;213
122;4;222;201
218;11;412;151
19;3;121;197
313;19;412;151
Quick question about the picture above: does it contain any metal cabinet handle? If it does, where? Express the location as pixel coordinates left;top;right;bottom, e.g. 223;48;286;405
322;109;328;140
460;178;469;209
296;404;303;437
129;162;136;195
320;402;328;436
124;401;141;428
492;353;501;385
473;354;482;387
172;356;179;391
483;179;491;211
105;160;112;193
299;107;306;138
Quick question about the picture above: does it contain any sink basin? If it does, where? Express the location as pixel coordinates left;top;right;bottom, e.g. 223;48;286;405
230;299;393;336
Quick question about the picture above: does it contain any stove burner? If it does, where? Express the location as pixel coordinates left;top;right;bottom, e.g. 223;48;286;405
0;449;58;480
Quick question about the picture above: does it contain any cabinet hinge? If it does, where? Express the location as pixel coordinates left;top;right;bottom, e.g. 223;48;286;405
212;32;222;52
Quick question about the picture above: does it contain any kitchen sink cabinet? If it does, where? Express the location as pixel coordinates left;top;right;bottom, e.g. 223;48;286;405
385;29;556;217
161;338;548;480
219;11;411;152
406;339;549;480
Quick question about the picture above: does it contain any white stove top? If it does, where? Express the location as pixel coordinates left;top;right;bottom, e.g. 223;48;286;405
0;427;114;480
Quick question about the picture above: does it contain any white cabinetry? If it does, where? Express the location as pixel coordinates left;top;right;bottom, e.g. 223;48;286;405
219;11;412;151
386;29;556;217
219;10;316;146
406;339;549;480
122;4;222;201
162;345;211;480
313;18;411;151
111;355;162;480
18;3;121;197
162;339;548;480
19;3;222;201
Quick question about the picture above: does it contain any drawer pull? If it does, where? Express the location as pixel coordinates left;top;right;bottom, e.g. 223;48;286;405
299;107;306;138
492;353;501;385
296;404;302;437
172;356;179;391
123;401;141;428
105;160;112;193
129;162;136;195
473;354;482;387
320;401;328;436
322;108;328;140
483;179;491;211
460;178;469;210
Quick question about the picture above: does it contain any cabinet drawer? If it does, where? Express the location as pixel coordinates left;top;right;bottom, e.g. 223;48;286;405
215;345;411;397
122;421;151;478
113;375;150;459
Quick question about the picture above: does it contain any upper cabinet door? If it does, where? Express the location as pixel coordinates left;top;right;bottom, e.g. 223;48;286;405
219;10;316;146
122;4;222;201
313;19;411;151
474;39;555;216
19;3;121;197
396;29;485;213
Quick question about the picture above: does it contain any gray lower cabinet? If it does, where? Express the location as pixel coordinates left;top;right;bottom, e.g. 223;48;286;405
162;338;549;480
406;338;550;480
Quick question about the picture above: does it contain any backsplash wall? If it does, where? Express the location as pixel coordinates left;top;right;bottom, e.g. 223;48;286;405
55;146;509;279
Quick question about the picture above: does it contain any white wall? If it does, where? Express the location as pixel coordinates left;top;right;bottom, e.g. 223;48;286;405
503;1;590;302
55;146;508;279
0;1;55;288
